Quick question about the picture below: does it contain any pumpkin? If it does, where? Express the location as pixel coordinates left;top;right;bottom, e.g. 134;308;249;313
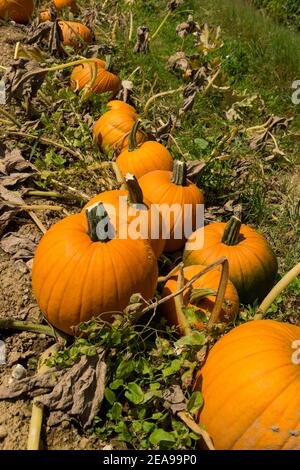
162;265;239;332
58;21;93;48
94;110;146;154
83;173;165;258
0;0;34;23
183;216;278;304
52;0;77;11
138;160;204;252
70;57;121;98
32;202;158;335
107;100;137;115
194;319;300;450
116;121;174;179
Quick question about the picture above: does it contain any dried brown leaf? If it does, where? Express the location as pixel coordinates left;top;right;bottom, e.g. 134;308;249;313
133;26;149;53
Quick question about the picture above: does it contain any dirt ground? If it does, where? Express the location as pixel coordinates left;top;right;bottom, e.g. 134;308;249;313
0;23;116;450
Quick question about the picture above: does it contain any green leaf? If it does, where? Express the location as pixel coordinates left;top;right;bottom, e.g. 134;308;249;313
104;388;116;405
182;306;208;324
115;359;135;379
110;379;124;390
132;421;142;433
175;331;206;348
194;137;209;150
109;402;123;420
143;421;156;433
114;421;132;442
162;359;182;378
187;391;203;417
149;428;176;446
125;382;145;404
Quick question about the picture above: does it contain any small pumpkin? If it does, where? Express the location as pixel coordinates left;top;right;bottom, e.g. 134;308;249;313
70;56;121;98
162;265;239;332
0;0;34;23
194;319;300;450
107;100;137;115
116;120;174;179
183;216;278;304
93;110;146;154
83;173;165;258
52;0;77;11
32;202;158;335
58;21;93;48
138;160;204;252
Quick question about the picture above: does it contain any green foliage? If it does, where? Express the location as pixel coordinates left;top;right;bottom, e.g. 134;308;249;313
250;0;300;28
48;317;205;449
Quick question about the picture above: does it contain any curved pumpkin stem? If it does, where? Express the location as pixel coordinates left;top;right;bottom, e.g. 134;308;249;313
221;216;241;246
85;202;113;242
171;160;187;186
206;258;229;330
254;261;300;320
125;173;144;205
128;120;141;152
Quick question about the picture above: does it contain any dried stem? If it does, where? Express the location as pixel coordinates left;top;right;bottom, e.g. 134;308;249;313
178;411;215;450
144;86;184;115
254;262;300;320
0;108;22;128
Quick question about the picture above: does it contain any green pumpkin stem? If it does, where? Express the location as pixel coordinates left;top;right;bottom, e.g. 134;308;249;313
125;173;144;205
85;202;111;242
105;55;113;72
128;120;141;152
171;160;187;186
222;216;242;246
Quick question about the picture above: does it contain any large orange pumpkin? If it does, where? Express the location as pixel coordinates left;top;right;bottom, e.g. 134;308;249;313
32;202;158;335
194;320;300;450
116;121;174;179
70;57;121;98
0;0;34;23
93;110;146;154
162;265;239;332
82;174;165;258
52;0;77;11
138;161;204;252
183;216;278;304
106;100;137;115
58;21;93;48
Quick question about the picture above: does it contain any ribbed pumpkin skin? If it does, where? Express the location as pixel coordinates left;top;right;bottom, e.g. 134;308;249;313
82;189;165;258
58;21;93;47
138;170;204;252
183;222;278;304
107;100;137;115
70;59;121;97
194;320;300;450
52;0;76;10
0;0;34;23
94;110;146;153
162;265;239;332
32;213;158;335
116;141;174;179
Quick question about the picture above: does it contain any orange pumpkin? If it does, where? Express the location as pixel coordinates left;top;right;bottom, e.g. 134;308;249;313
0;0;34;23
83;174;165;258
52;0;77;11
93;110;147;154
32;202;158;335
194;319;300;450
70;57;121;98
106;100;137;115
138;161;204;252
183;216;278;304
116;121;174;179
162;265;239;332
58;21;93;48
